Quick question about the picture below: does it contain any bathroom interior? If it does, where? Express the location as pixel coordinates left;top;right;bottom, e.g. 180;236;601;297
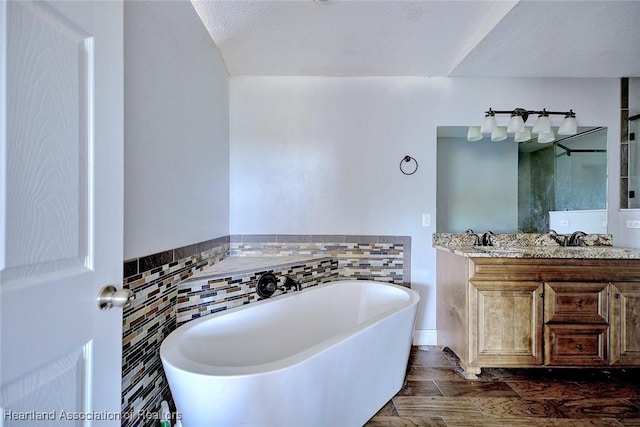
2;0;640;426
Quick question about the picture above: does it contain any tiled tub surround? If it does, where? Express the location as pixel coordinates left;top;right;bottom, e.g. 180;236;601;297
121;234;411;427
230;234;411;285
121;237;229;427
176;256;339;324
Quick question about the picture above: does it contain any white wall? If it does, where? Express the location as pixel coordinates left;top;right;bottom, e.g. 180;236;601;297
618;210;640;247
549;210;607;235
230;76;625;342
124;1;230;259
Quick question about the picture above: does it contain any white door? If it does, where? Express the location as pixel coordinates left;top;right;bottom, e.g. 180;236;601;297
1;1;123;425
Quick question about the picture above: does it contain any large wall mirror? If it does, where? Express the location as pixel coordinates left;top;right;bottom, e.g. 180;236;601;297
437;126;607;234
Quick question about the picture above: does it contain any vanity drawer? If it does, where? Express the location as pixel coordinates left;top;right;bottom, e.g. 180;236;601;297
544;324;608;365
544;282;608;324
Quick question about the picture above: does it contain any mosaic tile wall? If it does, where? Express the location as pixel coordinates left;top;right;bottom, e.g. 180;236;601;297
121;236;229;427
230;234;411;285
177;257;338;324
120;233;410;427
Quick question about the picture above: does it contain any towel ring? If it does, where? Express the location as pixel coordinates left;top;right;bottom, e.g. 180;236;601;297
399;155;418;175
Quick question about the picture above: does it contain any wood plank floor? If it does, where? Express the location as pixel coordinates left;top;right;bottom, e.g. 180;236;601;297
365;346;640;427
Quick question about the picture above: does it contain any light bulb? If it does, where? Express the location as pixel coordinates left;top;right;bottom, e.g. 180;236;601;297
514;128;532;143
491;126;507;142
537;130;555;144
532;114;551;134
480;112;497;133
507;115;525;133
558;114;577;135
467;126;483;142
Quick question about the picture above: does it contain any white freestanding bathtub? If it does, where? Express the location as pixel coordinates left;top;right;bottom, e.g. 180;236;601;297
160;280;419;427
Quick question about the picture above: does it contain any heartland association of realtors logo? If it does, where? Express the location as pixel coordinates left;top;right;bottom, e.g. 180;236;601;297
3;409;182;422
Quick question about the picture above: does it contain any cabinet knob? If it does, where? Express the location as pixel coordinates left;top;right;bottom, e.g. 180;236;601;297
576;300;583;307
576;344;584;351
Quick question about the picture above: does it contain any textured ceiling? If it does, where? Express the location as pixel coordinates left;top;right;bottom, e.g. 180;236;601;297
191;0;640;77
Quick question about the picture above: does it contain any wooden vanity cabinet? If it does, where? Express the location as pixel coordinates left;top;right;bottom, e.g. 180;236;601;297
469;280;543;372
610;282;640;365
436;251;640;378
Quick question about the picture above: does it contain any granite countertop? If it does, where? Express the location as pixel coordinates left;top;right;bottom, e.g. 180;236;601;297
433;233;640;260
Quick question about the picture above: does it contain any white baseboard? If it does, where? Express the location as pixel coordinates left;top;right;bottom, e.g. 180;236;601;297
412;329;437;346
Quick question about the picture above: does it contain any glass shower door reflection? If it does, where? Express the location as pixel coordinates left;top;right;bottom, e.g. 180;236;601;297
629;117;639;209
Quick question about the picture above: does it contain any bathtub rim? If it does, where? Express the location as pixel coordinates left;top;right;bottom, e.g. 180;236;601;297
161;280;419;377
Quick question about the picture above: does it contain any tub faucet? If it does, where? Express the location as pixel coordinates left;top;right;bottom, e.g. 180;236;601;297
568;231;587;247
283;276;301;292
481;230;494;246
465;229;481;246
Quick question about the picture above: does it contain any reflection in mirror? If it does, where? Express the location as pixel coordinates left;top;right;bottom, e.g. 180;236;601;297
436;127;607;234
631;125;640;208
632;77;640;209
520;127;607;233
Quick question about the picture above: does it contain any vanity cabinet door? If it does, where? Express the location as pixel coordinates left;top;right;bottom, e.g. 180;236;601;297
610;282;640;366
469;281;544;367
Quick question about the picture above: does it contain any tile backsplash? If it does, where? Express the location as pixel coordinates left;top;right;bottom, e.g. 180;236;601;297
121;234;410;426
176;256;338;324
230;234;411;285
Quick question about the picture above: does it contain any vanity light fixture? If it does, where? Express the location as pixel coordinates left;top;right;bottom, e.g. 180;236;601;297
558;110;578;135
532;110;551;134
491;126;507;142
467;126;483;141
537;130;556;144
507;113;526;133
506;107;529;133
468;107;578;142
480;109;498;133
514;127;532;143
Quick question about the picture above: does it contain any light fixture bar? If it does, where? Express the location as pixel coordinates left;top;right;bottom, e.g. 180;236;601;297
468;107;578;142
486;109;574;117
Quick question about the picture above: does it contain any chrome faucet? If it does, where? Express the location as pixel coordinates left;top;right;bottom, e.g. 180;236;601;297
481;230;494;246
568;231;587;247
466;229;481;246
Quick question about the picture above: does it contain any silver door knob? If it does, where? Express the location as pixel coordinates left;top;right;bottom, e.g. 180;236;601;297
97;285;135;310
